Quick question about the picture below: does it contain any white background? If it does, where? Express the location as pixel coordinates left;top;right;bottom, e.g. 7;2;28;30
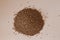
0;0;60;40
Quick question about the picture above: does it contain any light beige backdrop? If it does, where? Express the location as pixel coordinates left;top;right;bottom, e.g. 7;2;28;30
0;0;60;40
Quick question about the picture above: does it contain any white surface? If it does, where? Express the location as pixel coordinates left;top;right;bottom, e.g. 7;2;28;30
0;0;60;40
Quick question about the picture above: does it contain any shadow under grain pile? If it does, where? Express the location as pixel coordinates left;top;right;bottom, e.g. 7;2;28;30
14;8;44;36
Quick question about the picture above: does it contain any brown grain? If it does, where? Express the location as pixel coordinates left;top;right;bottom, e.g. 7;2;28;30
14;8;44;36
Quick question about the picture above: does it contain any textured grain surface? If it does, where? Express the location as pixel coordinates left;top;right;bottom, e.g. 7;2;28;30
14;8;44;36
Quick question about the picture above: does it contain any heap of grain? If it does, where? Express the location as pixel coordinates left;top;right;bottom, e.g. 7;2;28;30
14;8;44;36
